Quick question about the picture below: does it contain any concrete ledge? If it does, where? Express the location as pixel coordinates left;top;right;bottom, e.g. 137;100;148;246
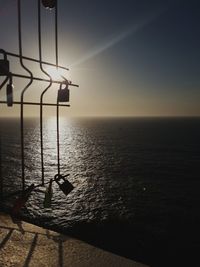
0;212;149;267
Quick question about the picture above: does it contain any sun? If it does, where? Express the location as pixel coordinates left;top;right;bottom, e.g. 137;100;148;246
45;66;66;81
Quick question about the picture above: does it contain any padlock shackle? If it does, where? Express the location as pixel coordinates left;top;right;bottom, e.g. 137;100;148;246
54;173;62;182
63;174;70;178
59;80;70;90
59;83;63;90
54;173;70;182
0;71;12;91
9;74;13;85
0;49;7;60
0;76;9;91
61;76;71;86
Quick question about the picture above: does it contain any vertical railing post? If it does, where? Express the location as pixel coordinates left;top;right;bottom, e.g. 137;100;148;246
18;0;33;192
56;98;60;176
38;0;53;185
55;1;60;176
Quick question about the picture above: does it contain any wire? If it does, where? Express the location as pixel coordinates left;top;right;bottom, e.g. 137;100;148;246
5;51;69;71
55;3;70;177
18;0;34;192
38;0;53;185
55;1;58;68
55;1;61;176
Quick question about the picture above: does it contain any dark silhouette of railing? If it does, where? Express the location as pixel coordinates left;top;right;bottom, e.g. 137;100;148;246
0;0;79;198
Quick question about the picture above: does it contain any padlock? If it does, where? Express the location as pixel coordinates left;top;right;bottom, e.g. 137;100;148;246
42;0;56;9
6;77;14;107
57;83;70;103
54;174;74;196
0;51;9;76
43;179;53;208
11;184;35;216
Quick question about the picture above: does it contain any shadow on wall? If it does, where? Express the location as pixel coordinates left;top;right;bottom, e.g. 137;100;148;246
0;218;67;267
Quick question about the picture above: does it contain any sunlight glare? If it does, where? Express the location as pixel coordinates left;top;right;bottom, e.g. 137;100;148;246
45;66;67;81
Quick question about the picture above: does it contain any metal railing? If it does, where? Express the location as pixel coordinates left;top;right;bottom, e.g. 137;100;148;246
0;0;79;197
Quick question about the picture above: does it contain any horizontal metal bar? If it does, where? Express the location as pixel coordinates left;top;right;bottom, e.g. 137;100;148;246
0;101;70;107
11;73;79;87
5;51;69;71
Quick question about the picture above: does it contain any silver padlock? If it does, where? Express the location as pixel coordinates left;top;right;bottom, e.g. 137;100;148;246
6;77;14;107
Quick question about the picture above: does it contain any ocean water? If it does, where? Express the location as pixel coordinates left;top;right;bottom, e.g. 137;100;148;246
0;117;200;266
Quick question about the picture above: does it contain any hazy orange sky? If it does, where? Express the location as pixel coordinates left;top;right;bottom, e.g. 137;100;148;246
0;0;200;117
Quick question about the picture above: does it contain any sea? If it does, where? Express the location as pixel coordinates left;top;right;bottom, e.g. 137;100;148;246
0;117;200;267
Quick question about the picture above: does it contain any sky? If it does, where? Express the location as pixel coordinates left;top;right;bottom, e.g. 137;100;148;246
0;0;200;117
